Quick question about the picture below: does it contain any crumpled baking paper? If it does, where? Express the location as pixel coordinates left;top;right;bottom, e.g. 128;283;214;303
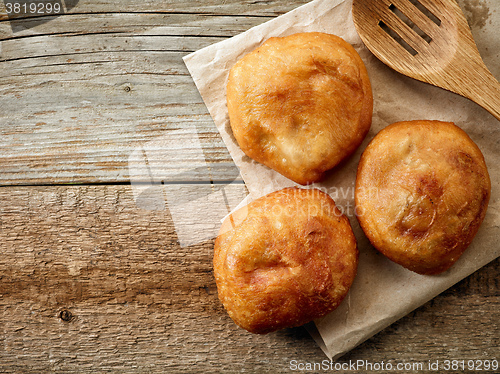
183;0;500;360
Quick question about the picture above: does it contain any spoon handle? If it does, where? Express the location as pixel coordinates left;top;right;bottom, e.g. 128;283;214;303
454;61;500;122
468;69;500;122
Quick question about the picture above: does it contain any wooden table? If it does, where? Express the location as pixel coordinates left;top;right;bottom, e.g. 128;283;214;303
1;0;498;372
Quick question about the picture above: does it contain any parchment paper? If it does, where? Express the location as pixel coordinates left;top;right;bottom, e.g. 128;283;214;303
183;0;500;360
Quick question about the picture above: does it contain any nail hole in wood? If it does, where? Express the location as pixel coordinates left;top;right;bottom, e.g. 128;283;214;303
59;309;74;322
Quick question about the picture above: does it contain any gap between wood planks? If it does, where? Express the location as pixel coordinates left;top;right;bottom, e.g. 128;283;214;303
0;11;275;23
0;180;246;188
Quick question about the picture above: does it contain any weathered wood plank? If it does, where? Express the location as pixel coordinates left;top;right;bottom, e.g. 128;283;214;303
0;46;241;185
0;13;272;41
0;11;267;185
0;0;310;22
0;184;498;373
1;34;227;62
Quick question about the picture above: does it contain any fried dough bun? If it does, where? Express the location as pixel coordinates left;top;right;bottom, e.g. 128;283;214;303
227;32;373;185
355;120;491;275
213;187;358;334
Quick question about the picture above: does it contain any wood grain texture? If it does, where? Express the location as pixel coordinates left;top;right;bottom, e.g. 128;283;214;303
0;0;311;21
0;7;287;185
1;0;499;372
0;185;498;373
0;12;254;185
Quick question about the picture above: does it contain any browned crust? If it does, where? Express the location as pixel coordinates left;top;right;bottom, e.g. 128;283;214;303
214;187;358;334
355;120;491;275
227;32;373;185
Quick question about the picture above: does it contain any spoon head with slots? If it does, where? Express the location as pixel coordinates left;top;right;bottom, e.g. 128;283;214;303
352;0;500;120
352;0;481;90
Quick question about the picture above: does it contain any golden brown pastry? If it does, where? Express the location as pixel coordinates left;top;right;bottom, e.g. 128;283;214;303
355;120;491;275
213;187;358;334
227;32;373;185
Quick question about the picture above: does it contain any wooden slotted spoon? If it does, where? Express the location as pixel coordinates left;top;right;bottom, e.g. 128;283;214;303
352;0;500;121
